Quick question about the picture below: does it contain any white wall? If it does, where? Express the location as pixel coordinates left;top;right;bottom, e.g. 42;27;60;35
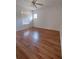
16;0;62;32
33;2;62;31
16;22;32;31
16;1;33;31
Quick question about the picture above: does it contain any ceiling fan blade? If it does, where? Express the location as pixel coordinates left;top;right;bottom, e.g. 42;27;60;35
33;0;37;3
36;3;43;6
35;0;37;3
34;4;37;8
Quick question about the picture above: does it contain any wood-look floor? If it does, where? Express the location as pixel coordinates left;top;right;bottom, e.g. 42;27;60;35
16;27;62;59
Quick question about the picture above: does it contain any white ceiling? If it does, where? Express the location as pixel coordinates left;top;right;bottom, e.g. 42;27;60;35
16;0;62;10
16;0;62;19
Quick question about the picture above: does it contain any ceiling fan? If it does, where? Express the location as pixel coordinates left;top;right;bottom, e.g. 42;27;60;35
32;0;43;8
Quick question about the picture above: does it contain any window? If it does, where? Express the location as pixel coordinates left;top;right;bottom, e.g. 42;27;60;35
34;13;37;19
22;16;32;25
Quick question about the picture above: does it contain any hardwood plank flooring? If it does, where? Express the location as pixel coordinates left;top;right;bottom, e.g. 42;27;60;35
16;27;62;59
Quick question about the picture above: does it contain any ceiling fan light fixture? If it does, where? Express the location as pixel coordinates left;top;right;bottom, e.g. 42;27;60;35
32;0;43;8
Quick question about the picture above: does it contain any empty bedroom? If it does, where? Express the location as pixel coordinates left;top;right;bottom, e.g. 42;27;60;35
16;0;62;59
